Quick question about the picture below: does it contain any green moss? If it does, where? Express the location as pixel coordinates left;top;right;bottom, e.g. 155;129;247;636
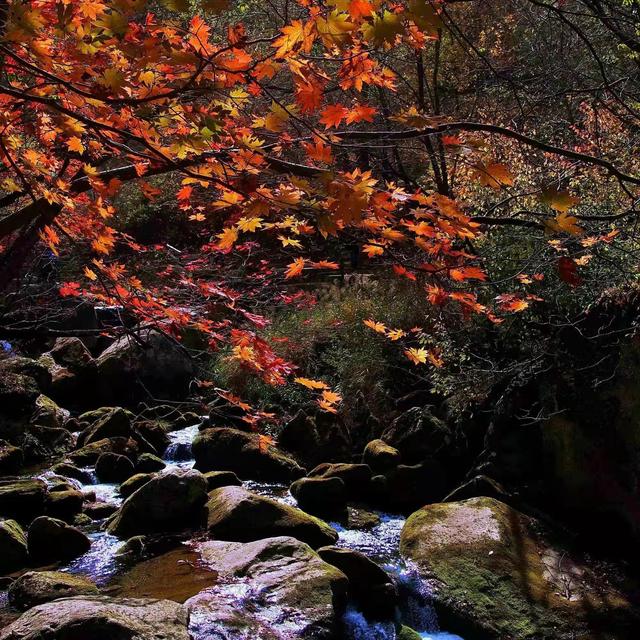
401;498;638;640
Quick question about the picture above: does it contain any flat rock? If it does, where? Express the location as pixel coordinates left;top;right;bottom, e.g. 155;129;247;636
0;596;190;640
188;536;348;639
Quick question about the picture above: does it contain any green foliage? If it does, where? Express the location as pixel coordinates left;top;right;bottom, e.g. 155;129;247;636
210;280;435;418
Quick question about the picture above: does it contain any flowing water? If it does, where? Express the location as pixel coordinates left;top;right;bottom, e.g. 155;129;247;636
1;422;465;639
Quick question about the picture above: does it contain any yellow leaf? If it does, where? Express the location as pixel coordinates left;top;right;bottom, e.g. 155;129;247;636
361;11;404;47
237;217;263;232
405;347;428;365
217;227;238;250
321;389;342;404
364;319;387;333
295;377;329;390
316;11;356;48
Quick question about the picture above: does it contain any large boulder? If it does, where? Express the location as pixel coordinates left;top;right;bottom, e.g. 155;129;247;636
188;536;348;639
95;452;136;483
0;440;23;475
48;337;95;373
278;409;352;468
206;486;338;549
45;489;85;521
0;596;190;640
371;461;447;512
67;436;138;466
107;468;208;537
0;519;28;575
400;497;640;639
289;476;346;517
307;463;372;499
193;427;304;481
363;439;401;473
8;571;99;609
30;395;68;430
203;470;241;491
27;516;91;564
135;453;166;473
21;425;74;463
0;478;47;522
317;546;398;620
77;407;132;447
0;357;50;422
95;329;195;401
119;473;153;499
381;406;452;463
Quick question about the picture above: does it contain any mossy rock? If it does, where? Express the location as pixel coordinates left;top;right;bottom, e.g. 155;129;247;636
108;469;207;537
193;427;304;482
206;485;338;549
0;519;27;575
400;497;640;640
8;571;98;609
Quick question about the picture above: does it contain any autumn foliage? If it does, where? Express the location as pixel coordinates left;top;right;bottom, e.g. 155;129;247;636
0;0;638;412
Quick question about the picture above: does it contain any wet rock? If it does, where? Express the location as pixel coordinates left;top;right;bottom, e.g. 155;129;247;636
0;519;28;575
0;357;50;420
371;461;446;512
67;436;138;466
133;420;171;455
50;462;92;484
206;486;338;549
0;478;47;522
382;406;452;464
188;536;348;639
136;453;166;473
0;441;23;475
108;468;208;537
397;626;422;640
317;546;398;620
346;507;380;530
48;337;95;373
21;425;74;462
28;516;91;564
77;407;133;447
193;427;304;482
83;501;118;520
278;409;352;468
95;452;136;483
46;476;78;493
45;489;84;521
363;439;401;473
400;497;640;640
95;329;196;402
119;473;153;499
289;476;346;517
308;462;372;499
31;395;67;430
0;596;190;640
203;470;241;491
8;571;98;609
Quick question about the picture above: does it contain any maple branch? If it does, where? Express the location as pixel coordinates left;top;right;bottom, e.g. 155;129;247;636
336;122;640;186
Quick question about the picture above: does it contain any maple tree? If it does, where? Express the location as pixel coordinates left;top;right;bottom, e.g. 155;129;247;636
0;0;639;414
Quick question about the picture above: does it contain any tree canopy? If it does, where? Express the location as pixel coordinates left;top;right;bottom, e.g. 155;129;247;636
0;0;639;415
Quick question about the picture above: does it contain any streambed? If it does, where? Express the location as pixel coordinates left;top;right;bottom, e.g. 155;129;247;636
1;422;465;640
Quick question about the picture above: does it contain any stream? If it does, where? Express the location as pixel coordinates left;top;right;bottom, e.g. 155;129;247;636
1;422;464;640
